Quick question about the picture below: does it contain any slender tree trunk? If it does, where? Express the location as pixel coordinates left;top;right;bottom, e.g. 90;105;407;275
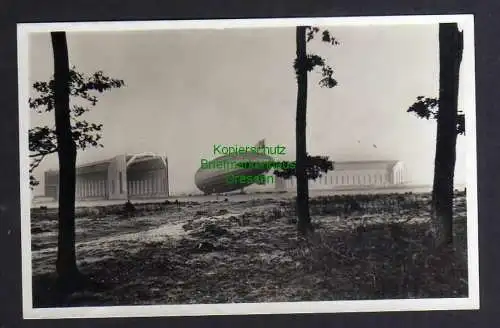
295;26;313;235
431;23;463;247
52;31;80;285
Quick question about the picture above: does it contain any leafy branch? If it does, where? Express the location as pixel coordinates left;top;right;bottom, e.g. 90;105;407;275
295;26;340;89
407;96;465;135
29;67;125;188
274;154;334;181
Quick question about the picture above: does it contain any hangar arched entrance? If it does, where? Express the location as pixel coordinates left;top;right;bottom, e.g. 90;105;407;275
125;153;169;199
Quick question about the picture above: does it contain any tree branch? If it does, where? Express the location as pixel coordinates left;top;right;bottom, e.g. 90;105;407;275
30;149;58;158
29;67;125;186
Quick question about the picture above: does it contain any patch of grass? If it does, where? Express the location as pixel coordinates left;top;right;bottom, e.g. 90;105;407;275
291;220;467;299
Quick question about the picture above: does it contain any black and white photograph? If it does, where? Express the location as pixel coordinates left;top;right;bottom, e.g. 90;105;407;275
18;15;479;319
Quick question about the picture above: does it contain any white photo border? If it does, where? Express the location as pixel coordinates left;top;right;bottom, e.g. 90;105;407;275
18;14;479;319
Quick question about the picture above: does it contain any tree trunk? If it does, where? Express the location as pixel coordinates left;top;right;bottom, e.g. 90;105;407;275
295;26;313;235
431;23;463;247
52;32;80;286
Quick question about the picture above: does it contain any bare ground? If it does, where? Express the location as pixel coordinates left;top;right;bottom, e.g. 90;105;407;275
31;192;468;307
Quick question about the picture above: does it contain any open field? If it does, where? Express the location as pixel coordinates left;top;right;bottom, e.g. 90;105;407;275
31;184;440;208
30;191;468;307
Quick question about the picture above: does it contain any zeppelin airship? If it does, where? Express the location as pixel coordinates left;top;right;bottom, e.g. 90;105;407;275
194;140;275;194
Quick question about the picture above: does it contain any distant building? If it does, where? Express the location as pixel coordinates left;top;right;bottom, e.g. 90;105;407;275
44;153;169;201
275;160;406;191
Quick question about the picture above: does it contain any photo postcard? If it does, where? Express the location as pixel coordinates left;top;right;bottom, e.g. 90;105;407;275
17;14;479;319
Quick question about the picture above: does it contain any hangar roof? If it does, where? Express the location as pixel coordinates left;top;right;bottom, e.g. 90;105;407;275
45;153;166;176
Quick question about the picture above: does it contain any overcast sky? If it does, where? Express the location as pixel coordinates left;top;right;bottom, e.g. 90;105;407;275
28;23;471;195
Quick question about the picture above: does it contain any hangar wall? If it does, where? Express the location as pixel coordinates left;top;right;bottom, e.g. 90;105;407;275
274;160;406;191
43;154;169;201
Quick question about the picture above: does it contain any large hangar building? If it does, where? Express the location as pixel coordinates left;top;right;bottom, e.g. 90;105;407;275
44;153;169;201
275;160;406;191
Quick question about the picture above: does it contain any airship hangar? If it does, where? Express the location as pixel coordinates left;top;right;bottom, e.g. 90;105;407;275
275;160;406;191
44;153;169;201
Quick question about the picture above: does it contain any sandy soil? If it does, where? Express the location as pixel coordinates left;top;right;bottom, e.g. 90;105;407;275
31;192;468;307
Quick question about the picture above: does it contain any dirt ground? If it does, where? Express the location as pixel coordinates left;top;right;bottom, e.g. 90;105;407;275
31;192;468;307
